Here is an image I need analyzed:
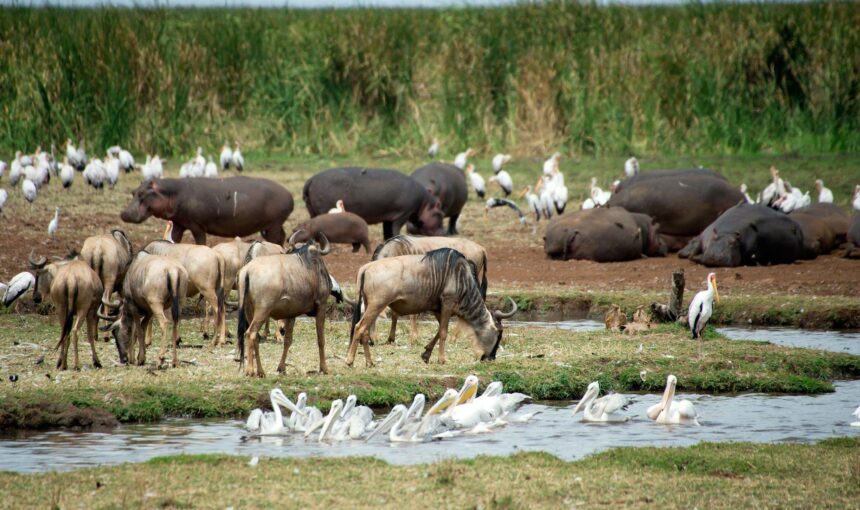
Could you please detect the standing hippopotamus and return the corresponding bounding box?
[303,167,444,240]
[544,207,654,262]
[608,171,744,250]
[410,162,468,235]
[291,212,371,253]
[679,202,804,267]
[121,177,294,245]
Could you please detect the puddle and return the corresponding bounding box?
[717,327,860,355]
[2,381,858,473]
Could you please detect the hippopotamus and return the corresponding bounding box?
[789,203,850,243]
[614,168,726,193]
[608,171,744,250]
[410,162,468,235]
[629,212,669,257]
[290,212,371,253]
[121,177,294,245]
[544,207,655,262]
[844,215,860,259]
[679,202,804,267]
[303,167,444,240]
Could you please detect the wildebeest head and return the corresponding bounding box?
[97,299,132,364]
[478,297,518,361]
[121,179,176,223]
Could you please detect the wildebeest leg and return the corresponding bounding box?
[435,309,453,364]
[409,315,419,345]
[135,316,149,366]
[149,303,171,367]
[200,288,220,346]
[144,321,153,347]
[346,305,383,368]
[277,318,296,374]
[448,214,459,235]
[87,311,101,368]
[314,311,328,374]
[72,314,83,371]
[56,309,70,371]
[421,330,440,364]
[171,314,180,369]
[244,317,265,377]
[385,312,399,344]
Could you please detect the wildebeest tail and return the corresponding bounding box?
[167,272,180,323]
[237,272,251,363]
[55,284,78,351]
[480,252,488,299]
[215,260,225,326]
[349,272,366,343]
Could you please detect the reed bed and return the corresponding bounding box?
[0,2,858,157]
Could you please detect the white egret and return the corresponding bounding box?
[232,142,244,172]
[453,148,475,170]
[624,157,639,177]
[571,381,631,423]
[21,178,36,203]
[465,164,485,199]
[3,271,35,306]
[646,374,700,426]
[48,207,60,239]
[428,138,439,159]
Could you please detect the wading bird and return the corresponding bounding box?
[119,149,135,173]
[220,143,232,171]
[60,158,74,188]
[646,374,699,425]
[21,178,36,203]
[519,185,541,223]
[740,183,754,204]
[485,198,526,224]
[543,152,560,175]
[328,199,346,214]
[572,381,631,423]
[624,157,639,177]
[428,138,439,159]
[204,157,218,178]
[492,153,511,174]
[232,142,244,172]
[814,179,833,203]
[48,207,60,239]
[689,272,719,357]
[454,148,475,170]
[3,271,35,307]
[488,169,513,196]
[466,164,485,199]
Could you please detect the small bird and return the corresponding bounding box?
[814,179,833,203]
[427,138,439,159]
[740,183,754,204]
[491,153,511,174]
[220,142,233,171]
[48,207,60,239]
[204,157,218,178]
[465,164,485,199]
[3,271,36,306]
[232,142,244,172]
[624,157,639,178]
[60,158,74,188]
[485,198,526,224]
[21,178,37,203]
[328,200,346,214]
[454,148,475,170]
[488,170,513,197]
[689,272,719,357]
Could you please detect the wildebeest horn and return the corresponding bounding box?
[28,250,47,269]
[96,303,118,321]
[315,232,331,255]
[287,229,304,247]
[493,297,518,320]
[102,296,122,309]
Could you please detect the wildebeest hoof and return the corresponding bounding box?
[386,338,396,345]
[277,366,286,374]
[421,350,432,364]
[202,333,209,341]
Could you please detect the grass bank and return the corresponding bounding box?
[2,438,858,508]
[1,313,858,430]
[2,3,859,156]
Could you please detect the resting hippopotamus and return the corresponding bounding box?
[608,171,744,250]
[303,167,444,240]
[789,203,850,243]
[845,215,860,259]
[291,212,371,253]
[410,162,468,235]
[544,207,655,262]
[679,202,804,267]
[629,212,668,257]
[614,168,726,193]
[121,177,294,245]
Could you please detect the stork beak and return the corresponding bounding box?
[517,188,528,199]
[712,277,720,304]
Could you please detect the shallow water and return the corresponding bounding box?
[3,381,858,473]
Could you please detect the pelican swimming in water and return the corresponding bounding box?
[851,405,860,427]
[246,389,305,435]
[647,374,700,425]
[365,390,458,442]
[441,376,499,429]
[571,381,631,423]
[342,394,375,439]
[290,392,323,433]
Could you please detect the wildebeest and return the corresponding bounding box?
[79,229,134,317]
[100,252,189,367]
[30,255,104,370]
[346,248,517,367]
[213,238,285,295]
[120,177,294,245]
[236,232,336,377]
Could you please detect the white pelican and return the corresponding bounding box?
[291,393,323,433]
[342,395,375,439]
[0,188,7,213]
[520,185,541,222]
[851,405,860,427]
[647,374,699,425]
[328,199,346,214]
[488,170,513,196]
[118,149,135,173]
[204,157,218,178]
[740,184,754,204]
[492,153,512,174]
[3,271,35,306]
[853,185,860,212]
[466,164,485,199]
[428,138,439,159]
[219,142,233,170]
[60,158,74,188]
[48,207,60,239]
[453,148,475,170]
[442,376,498,429]
[571,381,630,423]
[366,390,458,442]
[232,142,244,172]
[105,156,120,189]
[317,399,349,441]
[624,157,639,177]
[10,152,23,186]
[591,185,611,206]
[689,272,718,340]
[246,389,305,435]
[21,178,37,203]
[543,152,560,175]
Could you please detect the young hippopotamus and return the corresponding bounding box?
[291,212,371,253]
